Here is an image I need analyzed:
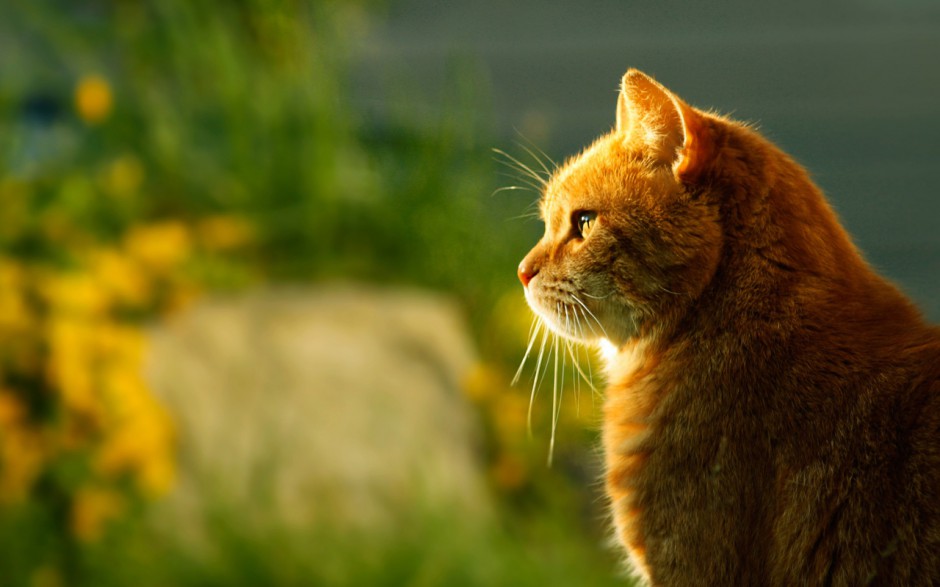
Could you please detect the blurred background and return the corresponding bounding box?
[0,1,937,585]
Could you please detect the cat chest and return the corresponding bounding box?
[603,376,768,584]
[602,375,659,581]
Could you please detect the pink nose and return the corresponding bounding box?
[517,260,539,287]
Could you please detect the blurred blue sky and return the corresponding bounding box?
[352,0,940,319]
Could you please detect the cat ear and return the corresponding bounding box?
[616,70,711,183]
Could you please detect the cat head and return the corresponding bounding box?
[518,70,724,348]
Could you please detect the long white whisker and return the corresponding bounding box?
[572,308,581,415]
[580,343,595,411]
[582,290,613,300]
[491,185,538,198]
[563,304,570,339]
[563,304,579,415]
[581,318,599,399]
[562,304,569,390]
[588,345,599,406]
[566,340,581,417]
[515,141,554,178]
[571,294,608,338]
[493,148,548,187]
[528,323,551,438]
[549,332,560,467]
[495,171,544,193]
[512,129,560,171]
[505,200,542,222]
[570,309,600,415]
[567,308,598,394]
[505,212,542,223]
[513,317,541,386]
[535,144,559,171]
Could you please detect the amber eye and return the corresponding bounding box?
[574,211,597,238]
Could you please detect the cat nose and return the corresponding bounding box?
[518,259,540,287]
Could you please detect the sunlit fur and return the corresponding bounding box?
[517,69,940,585]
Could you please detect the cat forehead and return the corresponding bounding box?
[541,136,611,212]
[541,133,653,216]
[549,135,615,191]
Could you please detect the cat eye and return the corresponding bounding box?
[574,211,598,238]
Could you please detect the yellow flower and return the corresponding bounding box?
[71,486,124,541]
[45,317,99,418]
[40,272,110,317]
[90,250,150,307]
[125,221,192,273]
[197,215,255,251]
[95,345,176,496]
[75,75,112,125]
[95,408,176,496]
[0,282,30,335]
[0,259,24,287]
[0,421,46,503]
[94,323,145,364]
[0,391,24,426]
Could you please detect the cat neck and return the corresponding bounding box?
[599,337,653,384]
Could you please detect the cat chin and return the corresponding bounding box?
[539,317,595,344]
[524,289,594,344]
[525,290,633,346]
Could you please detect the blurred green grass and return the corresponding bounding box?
[0,1,629,585]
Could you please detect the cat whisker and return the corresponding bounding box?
[512,132,559,173]
[506,211,542,223]
[491,185,538,198]
[570,341,587,416]
[566,305,586,415]
[582,342,598,410]
[572,294,608,338]
[655,284,682,296]
[580,322,599,400]
[514,140,556,179]
[562,304,580,414]
[496,171,544,193]
[505,199,543,222]
[500,154,549,186]
[493,148,549,187]
[563,304,570,339]
[513,317,542,386]
[521,301,602,465]
[527,319,552,438]
[565,339,579,417]
[568,306,599,394]
[549,324,561,467]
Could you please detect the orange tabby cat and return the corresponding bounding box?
[517,69,940,585]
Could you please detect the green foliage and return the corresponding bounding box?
[0,0,621,585]
[30,504,629,587]
[0,0,532,301]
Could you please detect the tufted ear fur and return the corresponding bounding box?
[616,69,712,184]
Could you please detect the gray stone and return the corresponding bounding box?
[145,285,491,537]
